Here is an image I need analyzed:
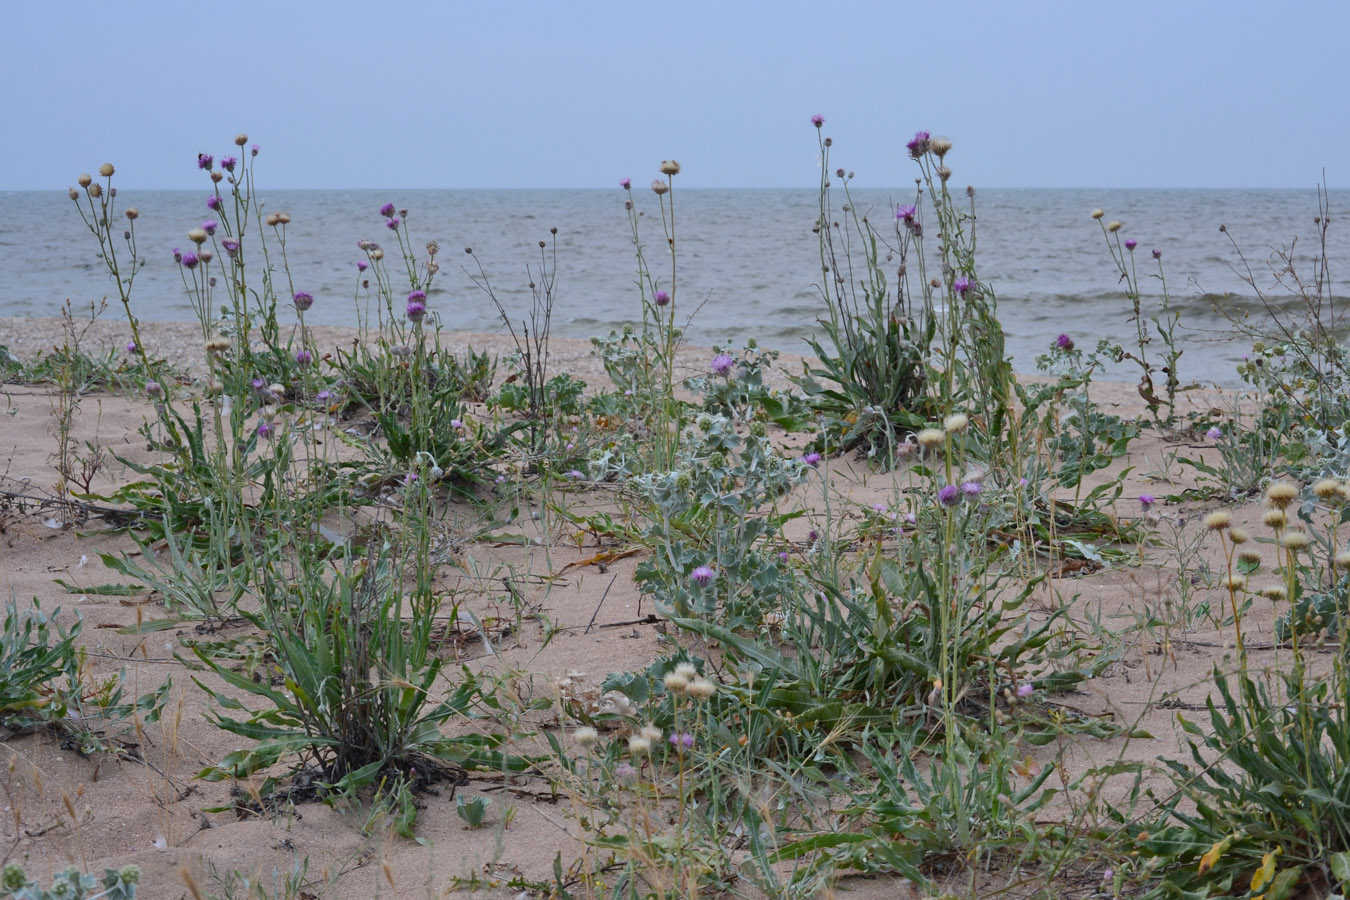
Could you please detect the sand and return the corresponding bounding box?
[0,315,1286,899]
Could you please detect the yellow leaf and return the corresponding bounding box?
[1251,850,1277,893]
[1198,834,1239,875]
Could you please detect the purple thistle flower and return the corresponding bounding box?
[451,418,465,430]
[1152,249,1162,260]
[691,565,716,586]
[960,480,983,496]
[653,290,671,307]
[125,341,138,354]
[800,452,822,467]
[619,177,631,190]
[292,291,314,312]
[953,276,972,294]
[295,350,313,366]
[615,762,636,778]
[1125,239,1138,251]
[256,421,274,439]
[250,143,260,157]
[181,252,199,269]
[144,381,163,399]
[403,472,419,486]
[408,289,427,304]
[206,194,222,211]
[710,353,735,376]
[172,247,182,263]
[906,130,931,158]
[221,238,240,257]
[938,484,960,507]
[1206,426,1223,441]
[356,260,369,272]
[1139,494,1156,509]
[1055,333,1074,351]
[385,217,400,230]
[379,202,396,217]
[406,299,427,322]
[221,156,237,172]
[197,153,214,170]
[202,219,218,235]
[1016,682,1034,698]
[896,204,916,222]
[811,114,824,128]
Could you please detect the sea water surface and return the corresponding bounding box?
[2,187,1347,387]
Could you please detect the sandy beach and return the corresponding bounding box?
[0,310,1305,899]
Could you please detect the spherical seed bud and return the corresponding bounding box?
[917,428,946,449]
[1281,530,1311,551]
[943,413,969,434]
[234,133,248,146]
[68,187,79,200]
[1090,208,1104,219]
[265,213,280,227]
[1336,550,1350,570]
[87,183,102,198]
[276,212,291,224]
[1228,527,1249,544]
[1262,509,1287,529]
[1266,482,1299,508]
[99,163,115,177]
[1107,220,1122,232]
[125,207,139,220]
[1314,478,1341,499]
[1204,511,1231,531]
[78,173,93,187]
[573,726,598,747]
[188,228,208,245]
[659,160,681,175]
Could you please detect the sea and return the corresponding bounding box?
[3,186,1347,388]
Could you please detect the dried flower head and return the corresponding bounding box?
[930,136,952,158]
[917,428,946,449]
[1107,220,1122,233]
[77,173,93,187]
[1314,478,1342,499]
[640,725,662,743]
[87,183,102,198]
[659,160,681,175]
[1266,482,1299,508]
[943,413,969,433]
[1090,208,1104,219]
[686,679,716,700]
[234,133,249,146]
[1228,527,1250,545]
[1260,584,1287,602]
[573,726,598,747]
[1222,575,1247,592]
[651,179,669,195]
[1237,548,1261,566]
[1262,509,1288,529]
[1336,550,1350,571]
[627,736,651,755]
[662,671,689,693]
[125,207,139,220]
[1281,530,1311,551]
[99,163,114,177]
[1203,511,1231,531]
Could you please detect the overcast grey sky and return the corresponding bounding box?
[4,0,1346,191]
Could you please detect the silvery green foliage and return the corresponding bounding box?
[1,863,138,900]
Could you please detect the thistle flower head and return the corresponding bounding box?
[1055,333,1074,351]
[292,291,314,312]
[1107,220,1122,233]
[1090,208,1104,220]
[653,290,670,306]
[691,565,716,586]
[650,179,669,195]
[1139,494,1155,509]
[710,353,734,376]
[1314,478,1342,499]
[1280,530,1311,551]
[800,452,822,467]
[1261,585,1287,602]
[917,428,946,449]
[937,484,960,507]
[811,114,824,128]
[943,413,968,433]
[1228,527,1250,545]
[1262,509,1288,529]
[686,679,716,700]
[627,736,651,755]
[1125,239,1137,251]
[1266,482,1299,508]
[619,177,631,190]
[1204,511,1231,531]
[659,160,681,175]
[573,726,598,747]
[1335,550,1350,570]
[99,163,114,177]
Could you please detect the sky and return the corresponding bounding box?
[3,0,1347,191]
